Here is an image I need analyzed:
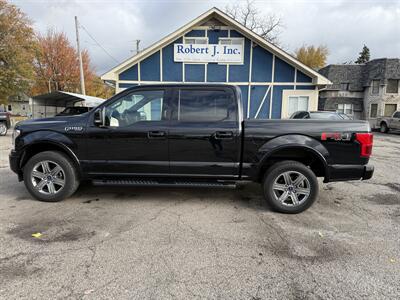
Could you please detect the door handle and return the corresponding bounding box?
[148,131,166,138]
[215,131,233,139]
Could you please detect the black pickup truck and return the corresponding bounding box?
[9,84,374,213]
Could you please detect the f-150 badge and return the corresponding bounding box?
[65,126,83,132]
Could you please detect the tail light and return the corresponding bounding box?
[355,133,373,158]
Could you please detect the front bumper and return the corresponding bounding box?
[9,150,22,179]
[324,164,374,183]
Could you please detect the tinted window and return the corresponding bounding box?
[177,89,236,122]
[393,112,400,118]
[309,112,342,120]
[105,90,164,127]
[58,107,89,115]
[291,111,309,119]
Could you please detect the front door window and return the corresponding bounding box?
[105,90,165,127]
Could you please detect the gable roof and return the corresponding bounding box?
[101,7,331,85]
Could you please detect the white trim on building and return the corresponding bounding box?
[101,7,331,86]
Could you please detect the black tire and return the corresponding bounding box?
[23,151,80,202]
[380,122,389,133]
[0,123,7,136]
[262,160,318,214]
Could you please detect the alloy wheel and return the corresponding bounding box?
[31,160,66,195]
[272,171,311,207]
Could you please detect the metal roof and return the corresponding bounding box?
[32,91,105,107]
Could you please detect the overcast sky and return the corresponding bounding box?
[11,0,400,75]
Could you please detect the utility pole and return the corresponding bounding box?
[74,16,86,95]
[130,40,141,54]
[136,40,140,54]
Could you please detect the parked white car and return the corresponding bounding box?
[377,111,400,133]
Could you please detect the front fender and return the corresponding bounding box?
[18,130,80,168]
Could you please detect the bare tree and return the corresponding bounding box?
[225,0,283,44]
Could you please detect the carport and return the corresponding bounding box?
[31,91,105,118]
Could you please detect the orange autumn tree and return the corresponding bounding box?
[0,0,36,103]
[32,29,113,98]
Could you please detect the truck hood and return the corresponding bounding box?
[15,114,87,130]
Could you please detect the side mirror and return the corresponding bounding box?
[94,108,105,126]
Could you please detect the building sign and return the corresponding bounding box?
[174,44,243,64]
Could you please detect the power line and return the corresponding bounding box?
[79,23,119,64]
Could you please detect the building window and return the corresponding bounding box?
[287,96,309,116]
[337,103,353,116]
[371,80,380,95]
[384,104,398,117]
[219,37,244,46]
[7,105,12,111]
[340,83,349,91]
[370,104,378,118]
[386,79,399,94]
[184,37,208,44]
[218,38,244,65]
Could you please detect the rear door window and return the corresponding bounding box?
[174,89,236,122]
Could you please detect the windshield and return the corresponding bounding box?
[58,107,89,116]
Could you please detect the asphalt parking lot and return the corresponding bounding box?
[0,131,399,299]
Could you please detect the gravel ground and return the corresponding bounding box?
[0,131,399,299]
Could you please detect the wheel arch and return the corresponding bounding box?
[20,141,81,178]
[256,135,329,182]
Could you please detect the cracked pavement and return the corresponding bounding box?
[0,132,399,299]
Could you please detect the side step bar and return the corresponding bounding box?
[92,179,237,189]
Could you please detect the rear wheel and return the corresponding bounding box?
[262,160,318,214]
[380,122,389,133]
[0,123,7,136]
[23,151,80,202]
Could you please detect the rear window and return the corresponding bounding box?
[291,111,309,119]
[176,89,236,122]
[309,112,342,120]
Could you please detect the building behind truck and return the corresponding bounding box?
[101,7,331,120]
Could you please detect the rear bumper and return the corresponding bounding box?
[324,164,374,182]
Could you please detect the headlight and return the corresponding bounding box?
[12,129,20,147]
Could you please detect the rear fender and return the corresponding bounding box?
[257,134,330,177]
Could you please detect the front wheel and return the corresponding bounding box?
[23,151,80,202]
[0,123,7,136]
[262,160,319,214]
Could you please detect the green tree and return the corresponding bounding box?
[0,0,36,103]
[355,45,370,64]
[295,45,329,70]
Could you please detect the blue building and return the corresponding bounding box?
[101,8,330,119]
